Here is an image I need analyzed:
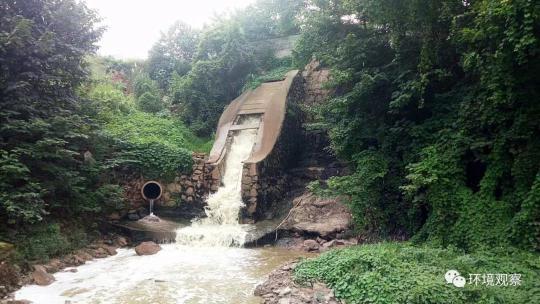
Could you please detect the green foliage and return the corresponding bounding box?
[295,243,540,304]
[238,0,304,40]
[83,81,134,118]
[0,151,45,224]
[133,74,164,113]
[0,0,122,227]
[103,111,210,180]
[295,0,540,251]
[164,1,304,136]
[243,65,292,91]
[147,21,198,91]
[169,20,255,136]
[13,222,94,262]
[137,91,163,113]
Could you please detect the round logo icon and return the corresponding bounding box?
[445,270,460,284]
[452,275,466,288]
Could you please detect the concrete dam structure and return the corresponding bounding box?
[205,70,304,223]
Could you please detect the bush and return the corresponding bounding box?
[14,223,92,262]
[295,243,540,304]
[104,111,211,180]
[133,73,164,113]
[84,82,134,117]
[243,65,292,91]
[137,91,163,113]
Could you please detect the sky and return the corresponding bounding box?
[84,0,255,59]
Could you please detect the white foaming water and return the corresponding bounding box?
[14,245,306,304]
[176,117,259,247]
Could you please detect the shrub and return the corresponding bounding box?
[137,91,163,113]
[295,243,540,304]
[13,223,92,262]
[104,111,211,180]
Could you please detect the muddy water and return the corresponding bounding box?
[15,245,307,304]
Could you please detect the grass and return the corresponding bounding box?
[294,242,540,304]
[105,111,213,153]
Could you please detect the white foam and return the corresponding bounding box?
[176,117,259,246]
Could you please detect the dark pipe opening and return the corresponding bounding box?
[141,181,162,200]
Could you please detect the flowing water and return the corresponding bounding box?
[14,116,306,303]
[176,117,260,247]
[15,245,308,304]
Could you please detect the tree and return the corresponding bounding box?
[147,21,199,90]
[0,0,117,225]
[298,0,540,251]
[169,20,255,136]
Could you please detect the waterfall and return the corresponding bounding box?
[149,199,154,215]
[176,117,259,246]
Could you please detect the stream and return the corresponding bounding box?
[15,245,306,304]
[15,116,296,303]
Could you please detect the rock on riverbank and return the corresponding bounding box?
[280,192,352,238]
[134,241,161,255]
[255,262,341,304]
[0,234,130,302]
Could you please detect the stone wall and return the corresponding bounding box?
[302,59,331,105]
[120,152,208,220]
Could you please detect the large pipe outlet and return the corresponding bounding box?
[141,181,163,201]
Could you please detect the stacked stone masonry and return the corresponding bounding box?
[122,152,209,219]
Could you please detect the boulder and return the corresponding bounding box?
[108,212,121,221]
[135,241,161,256]
[115,236,128,247]
[302,239,320,252]
[31,265,55,286]
[94,247,109,258]
[127,212,140,221]
[0,261,20,298]
[43,258,64,273]
[74,249,93,261]
[103,245,117,256]
[62,254,85,266]
[282,192,352,237]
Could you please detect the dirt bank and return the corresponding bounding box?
[255,261,342,304]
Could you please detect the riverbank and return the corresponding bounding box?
[0,233,129,303]
[255,261,341,304]
[287,242,540,304]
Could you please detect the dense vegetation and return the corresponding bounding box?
[294,0,539,302]
[0,0,208,262]
[146,3,302,136]
[299,0,540,252]
[295,243,540,303]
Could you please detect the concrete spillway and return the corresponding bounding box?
[207,70,299,165]
[206,70,302,222]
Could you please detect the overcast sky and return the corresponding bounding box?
[84,0,255,59]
